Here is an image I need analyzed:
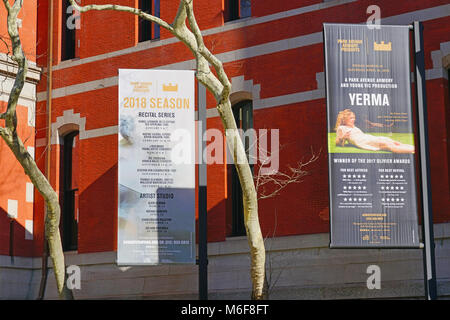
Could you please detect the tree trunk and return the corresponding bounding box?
[0,0,71,299]
[0,130,72,299]
[218,101,267,299]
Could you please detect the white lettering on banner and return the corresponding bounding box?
[349,93,390,106]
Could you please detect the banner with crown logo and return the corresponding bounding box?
[323,24,420,248]
[117,69,195,264]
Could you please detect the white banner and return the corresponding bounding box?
[118,69,195,265]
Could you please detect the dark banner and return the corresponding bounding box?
[324,23,420,248]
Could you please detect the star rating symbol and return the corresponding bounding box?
[344,197,369,202]
[382,197,406,203]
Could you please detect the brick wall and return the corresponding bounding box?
[22,0,450,255]
[0,1,39,257]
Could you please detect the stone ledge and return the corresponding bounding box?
[0,53,41,84]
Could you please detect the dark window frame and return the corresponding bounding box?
[447,68,450,193]
[138,0,160,42]
[61,0,77,61]
[60,131,79,252]
[230,100,253,237]
[224,0,251,23]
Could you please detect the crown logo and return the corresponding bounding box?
[374,41,392,51]
[162,83,178,92]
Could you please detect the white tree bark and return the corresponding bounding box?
[0,0,72,299]
[69,0,266,299]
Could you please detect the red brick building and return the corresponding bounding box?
[0,0,40,259]
[0,0,449,299]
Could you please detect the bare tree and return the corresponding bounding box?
[253,138,321,297]
[255,145,321,200]
[68,0,266,299]
[0,0,72,299]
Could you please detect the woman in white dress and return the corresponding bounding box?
[334,109,414,154]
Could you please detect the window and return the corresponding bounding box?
[139,0,160,42]
[61,0,77,61]
[229,100,253,236]
[224,0,251,23]
[447,68,450,191]
[60,131,79,251]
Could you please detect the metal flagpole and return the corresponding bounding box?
[197,82,208,300]
[412,21,437,300]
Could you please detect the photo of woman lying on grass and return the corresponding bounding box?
[333,109,415,154]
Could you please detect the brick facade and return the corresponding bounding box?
[0,0,39,258]
[0,0,449,299]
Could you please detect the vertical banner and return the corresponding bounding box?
[324,24,420,248]
[118,69,195,264]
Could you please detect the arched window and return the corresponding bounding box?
[229,100,253,236]
[60,131,79,251]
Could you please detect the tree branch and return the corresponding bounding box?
[183,0,230,98]
[2,0,27,132]
[68,0,228,103]
[256,147,321,200]
[2,0,11,11]
[69,0,173,32]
